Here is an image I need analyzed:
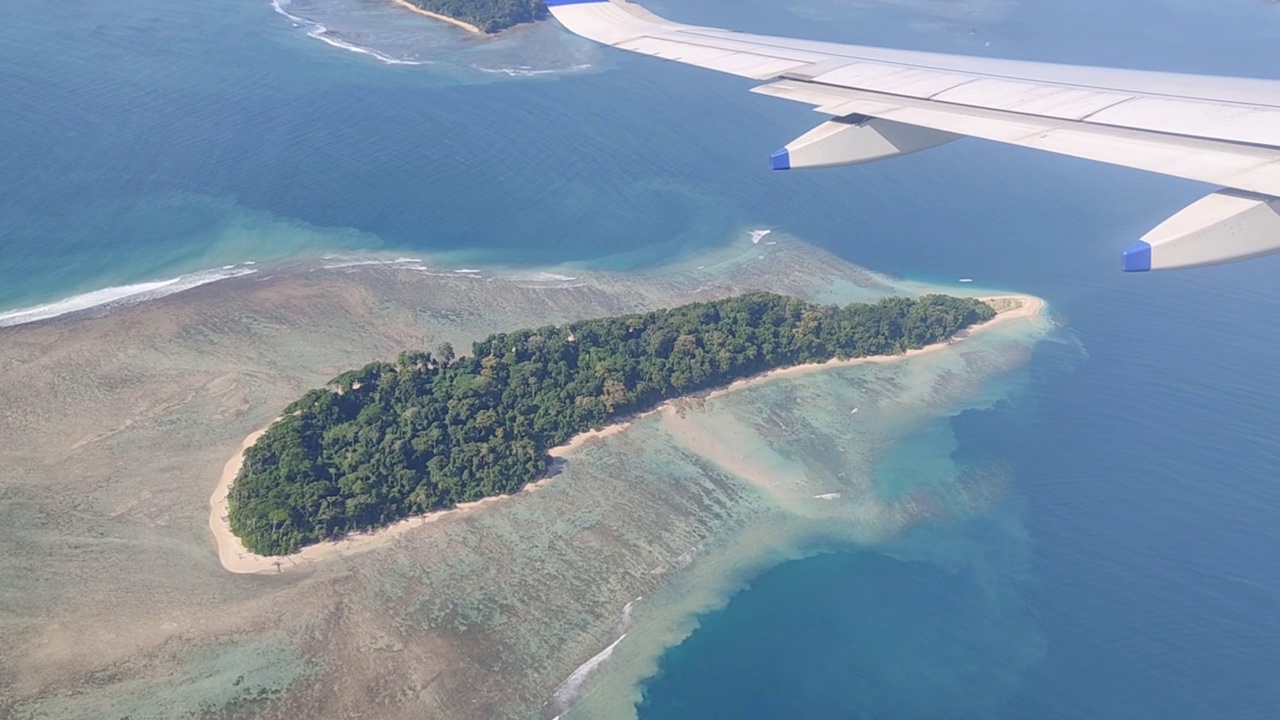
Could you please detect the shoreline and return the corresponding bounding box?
[703,293,1043,398]
[209,294,1044,574]
[210,429,554,574]
[387,0,484,35]
[657,294,1044,501]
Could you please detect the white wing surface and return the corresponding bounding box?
[547,0,1280,271]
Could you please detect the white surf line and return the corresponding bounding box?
[0,267,257,328]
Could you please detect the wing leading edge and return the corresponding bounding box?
[546,0,1280,271]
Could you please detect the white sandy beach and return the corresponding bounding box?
[388,0,483,35]
[701,294,1044,397]
[210,426,553,574]
[547,419,635,458]
[210,294,1044,574]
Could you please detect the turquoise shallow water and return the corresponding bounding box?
[5,0,1280,717]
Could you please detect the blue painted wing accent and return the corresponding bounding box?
[771,148,791,171]
[1122,240,1152,272]
[544,0,606,6]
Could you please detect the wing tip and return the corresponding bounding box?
[1122,240,1152,272]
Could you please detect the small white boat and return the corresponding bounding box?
[959,278,974,283]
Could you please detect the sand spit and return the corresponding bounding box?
[388,0,483,35]
[211,294,1043,574]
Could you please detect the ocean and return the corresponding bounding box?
[4,0,1280,717]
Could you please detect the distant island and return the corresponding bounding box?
[393,0,547,34]
[228,292,996,555]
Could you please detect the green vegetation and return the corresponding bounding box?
[229,292,996,555]
[406,0,546,33]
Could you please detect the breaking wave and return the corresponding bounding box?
[270,0,431,66]
[548,634,627,719]
[314,254,598,289]
[473,63,592,77]
[545,596,642,718]
[319,255,426,270]
[0,266,258,328]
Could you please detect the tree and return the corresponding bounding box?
[436,341,456,366]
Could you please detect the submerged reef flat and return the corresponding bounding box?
[0,232,1048,719]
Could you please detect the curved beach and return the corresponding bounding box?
[388,0,483,34]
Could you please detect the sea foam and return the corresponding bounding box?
[320,256,427,270]
[545,595,643,718]
[270,0,430,66]
[473,63,592,77]
[0,267,257,329]
[548,633,627,719]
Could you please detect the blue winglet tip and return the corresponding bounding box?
[771,148,791,171]
[1122,240,1152,273]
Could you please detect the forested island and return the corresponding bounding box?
[229,292,996,555]
[403,0,546,34]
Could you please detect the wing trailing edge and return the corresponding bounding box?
[548,0,1280,270]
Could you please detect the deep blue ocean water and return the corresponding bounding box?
[4,0,1280,717]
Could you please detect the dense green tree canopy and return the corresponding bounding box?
[408,0,546,33]
[229,292,995,555]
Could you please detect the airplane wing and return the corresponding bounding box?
[546,0,1280,271]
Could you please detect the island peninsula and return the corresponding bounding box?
[227,292,996,556]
